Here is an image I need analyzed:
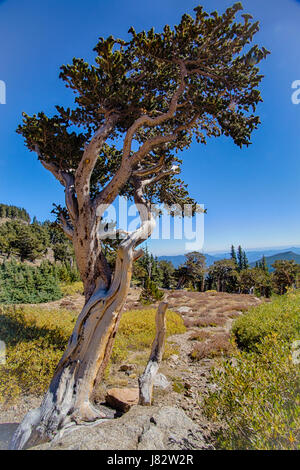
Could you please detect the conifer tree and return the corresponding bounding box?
[261,255,268,272]
[230,245,238,266]
[237,245,244,271]
[12,3,269,449]
[158,260,174,289]
[0,260,62,303]
[242,250,249,269]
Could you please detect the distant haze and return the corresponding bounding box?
[157,246,300,268]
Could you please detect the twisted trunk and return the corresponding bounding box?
[11,188,155,450]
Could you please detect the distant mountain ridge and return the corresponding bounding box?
[158,247,300,268]
[250,251,300,270]
[158,254,218,268]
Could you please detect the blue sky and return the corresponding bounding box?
[0,0,300,255]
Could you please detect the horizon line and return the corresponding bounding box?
[150,243,300,257]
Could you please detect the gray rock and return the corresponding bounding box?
[32,406,208,450]
[0,423,18,450]
[176,306,192,313]
[153,373,170,390]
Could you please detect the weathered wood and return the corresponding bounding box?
[138,302,168,406]
[10,182,156,450]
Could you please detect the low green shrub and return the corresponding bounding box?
[0,260,62,304]
[205,291,300,450]
[232,291,300,351]
[139,278,164,305]
[205,335,300,450]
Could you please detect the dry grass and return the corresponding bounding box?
[219,303,252,313]
[59,299,78,310]
[189,330,212,342]
[189,332,233,361]
[184,316,227,328]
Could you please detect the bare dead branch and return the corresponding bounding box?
[98,228,131,241]
[39,159,65,186]
[142,164,180,187]
[139,302,168,405]
[37,146,78,222]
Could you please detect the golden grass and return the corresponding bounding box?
[111,308,186,362]
[60,281,84,296]
[0,305,185,403]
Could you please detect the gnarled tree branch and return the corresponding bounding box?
[132,155,165,178]
[58,212,74,240]
[75,115,118,209]
[122,61,188,160]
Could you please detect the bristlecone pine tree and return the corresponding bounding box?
[11,3,269,449]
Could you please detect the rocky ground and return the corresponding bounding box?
[0,288,263,450]
[33,406,210,450]
[102,289,262,434]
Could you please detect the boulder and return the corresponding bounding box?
[32,406,210,450]
[176,306,192,313]
[105,388,139,412]
[153,373,170,390]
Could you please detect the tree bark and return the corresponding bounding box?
[10,187,155,450]
[138,302,168,406]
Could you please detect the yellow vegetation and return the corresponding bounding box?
[0,305,185,403]
[60,281,84,296]
[111,308,185,363]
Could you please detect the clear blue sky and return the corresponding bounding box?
[0,0,300,255]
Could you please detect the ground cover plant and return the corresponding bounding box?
[205,290,300,450]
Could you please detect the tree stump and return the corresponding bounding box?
[138,302,168,405]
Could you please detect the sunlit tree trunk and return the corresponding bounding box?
[11,185,155,450]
